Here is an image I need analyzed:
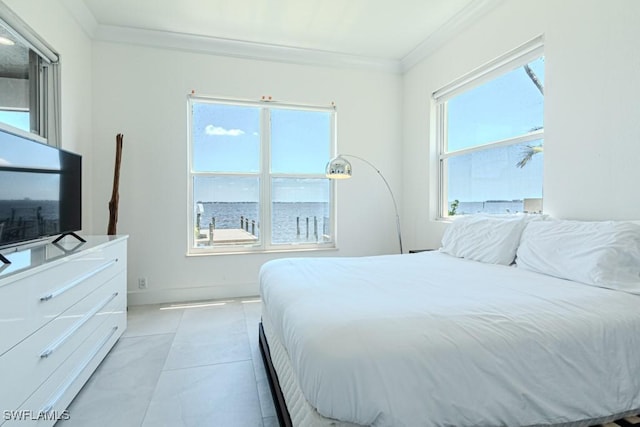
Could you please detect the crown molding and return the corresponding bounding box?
[400,0,505,72]
[55,0,401,72]
[94,24,403,73]
[58,0,504,74]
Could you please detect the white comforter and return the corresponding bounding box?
[259,251,640,427]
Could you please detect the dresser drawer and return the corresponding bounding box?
[2,310,125,426]
[0,240,125,356]
[0,272,125,414]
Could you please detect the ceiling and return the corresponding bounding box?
[82,0,474,60]
[56,0,502,72]
[75,0,502,71]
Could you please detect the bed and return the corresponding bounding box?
[258,217,640,427]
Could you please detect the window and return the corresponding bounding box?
[0,4,60,145]
[188,96,335,254]
[435,37,544,217]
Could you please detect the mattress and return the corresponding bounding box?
[260,251,640,427]
[262,308,362,427]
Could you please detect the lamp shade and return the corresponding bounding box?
[325,155,352,179]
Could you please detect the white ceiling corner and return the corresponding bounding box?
[59,0,98,39]
[400,0,505,72]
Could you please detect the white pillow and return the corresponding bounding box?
[516,220,640,294]
[440,214,527,265]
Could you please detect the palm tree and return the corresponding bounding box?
[516,64,544,168]
[516,144,543,168]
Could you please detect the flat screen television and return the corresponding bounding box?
[0,128,81,249]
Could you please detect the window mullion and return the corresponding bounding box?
[440,129,544,160]
[329,111,337,246]
[261,107,272,249]
[270,173,327,179]
[438,103,448,218]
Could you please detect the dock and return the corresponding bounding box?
[196,228,258,245]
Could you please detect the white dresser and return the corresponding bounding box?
[0,236,127,426]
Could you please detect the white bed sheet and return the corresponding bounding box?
[259,251,640,427]
[262,308,364,427]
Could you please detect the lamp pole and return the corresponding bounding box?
[334,154,403,254]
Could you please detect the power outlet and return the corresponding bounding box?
[138,277,148,289]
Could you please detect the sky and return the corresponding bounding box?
[191,102,332,202]
[446,57,545,202]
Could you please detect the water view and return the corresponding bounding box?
[195,201,330,246]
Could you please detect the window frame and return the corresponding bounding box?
[434,36,545,219]
[187,95,337,255]
[0,3,61,146]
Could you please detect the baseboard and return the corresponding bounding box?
[126,282,259,305]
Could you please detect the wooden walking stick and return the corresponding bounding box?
[107,133,124,235]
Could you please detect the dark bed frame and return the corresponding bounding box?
[259,322,293,427]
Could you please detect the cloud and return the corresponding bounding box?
[0,157,10,166]
[205,125,245,137]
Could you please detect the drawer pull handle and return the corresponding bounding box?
[40,292,119,358]
[40,259,117,302]
[41,325,119,414]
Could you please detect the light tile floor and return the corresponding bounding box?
[56,298,277,427]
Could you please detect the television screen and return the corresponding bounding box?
[0,129,81,248]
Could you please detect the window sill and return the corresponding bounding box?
[435,216,455,223]
[186,245,339,257]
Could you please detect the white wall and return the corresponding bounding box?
[3,0,94,233]
[91,42,402,304]
[403,0,640,250]
[16,0,637,305]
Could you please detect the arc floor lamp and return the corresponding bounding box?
[325,154,403,254]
